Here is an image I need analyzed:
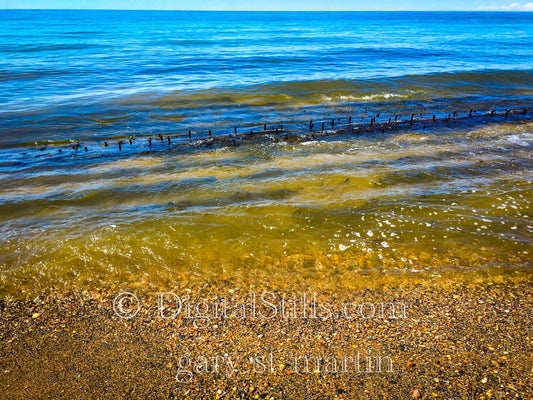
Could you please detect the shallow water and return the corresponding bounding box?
[1,120,531,297]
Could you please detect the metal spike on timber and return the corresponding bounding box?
[34,106,533,154]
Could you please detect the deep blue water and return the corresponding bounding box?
[1,10,533,145]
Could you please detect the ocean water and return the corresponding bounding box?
[0,10,532,297]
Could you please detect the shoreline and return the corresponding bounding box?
[0,271,533,399]
[1,276,532,399]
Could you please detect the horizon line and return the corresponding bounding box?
[2,8,533,12]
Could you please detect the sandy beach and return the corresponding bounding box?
[1,270,532,399]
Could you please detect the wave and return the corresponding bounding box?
[0,69,73,82]
[117,68,533,109]
[1,68,533,147]
[0,43,108,53]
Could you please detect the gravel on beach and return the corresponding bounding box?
[1,274,532,400]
